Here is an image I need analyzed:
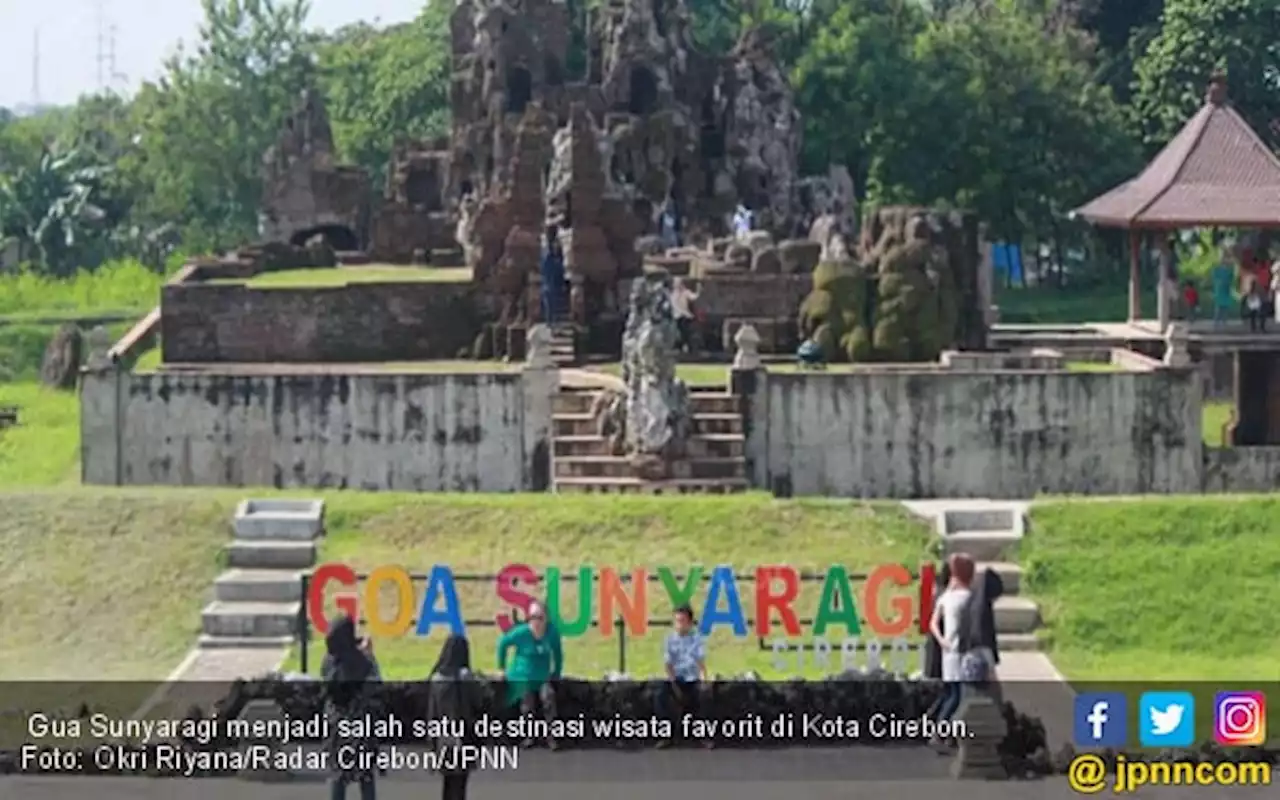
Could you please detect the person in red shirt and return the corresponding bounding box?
[1182,280,1199,321]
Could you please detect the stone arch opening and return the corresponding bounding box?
[628,66,658,115]
[290,224,359,251]
[506,66,533,113]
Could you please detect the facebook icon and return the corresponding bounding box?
[1074,692,1128,747]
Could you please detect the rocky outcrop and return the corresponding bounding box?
[40,324,84,390]
[621,271,692,472]
[798,207,984,363]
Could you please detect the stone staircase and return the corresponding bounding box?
[548,323,578,367]
[199,500,322,650]
[552,386,750,494]
[932,504,1042,652]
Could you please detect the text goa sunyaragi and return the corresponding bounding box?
[307,562,938,673]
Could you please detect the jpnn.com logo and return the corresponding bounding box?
[306,562,937,670]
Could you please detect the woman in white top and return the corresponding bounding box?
[928,553,975,744]
[671,278,699,353]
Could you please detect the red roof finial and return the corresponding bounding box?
[1207,71,1227,106]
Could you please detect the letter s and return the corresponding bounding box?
[495,564,537,631]
[309,563,357,635]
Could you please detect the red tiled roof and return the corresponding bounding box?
[1074,86,1280,228]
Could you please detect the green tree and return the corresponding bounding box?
[0,146,115,275]
[1132,0,1280,151]
[318,3,451,183]
[128,0,319,250]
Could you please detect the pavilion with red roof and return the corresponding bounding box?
[1073,73,1280,324]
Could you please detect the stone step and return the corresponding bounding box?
[225,540,317,569]
[941,507,1021,535]
[233,499,324,541]
[978,561,1022,595]
[996,633,1043,652]
[553,412,742,437]
[552,434,745,458]
[554,476,750,495]
[201,601,299,638]
[197,634,296,650]
[214,569,304,603]
[552,391,739,415]
[554,456,746,480]
[942,530,1021,561]
[994,596,1040,634]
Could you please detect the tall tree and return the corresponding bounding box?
[319,3,451,183]
[1132,0,1280,151]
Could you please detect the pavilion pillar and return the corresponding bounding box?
[1128,230,1142,322]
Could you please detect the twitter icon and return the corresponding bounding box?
[1140,692,1195,747]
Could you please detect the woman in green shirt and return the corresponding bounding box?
[497,601,563,749]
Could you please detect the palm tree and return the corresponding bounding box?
[0,146,112,275]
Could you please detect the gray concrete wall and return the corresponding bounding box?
[749,368,1204,498]
[80,367,555,491]
[1201,446,1280,493]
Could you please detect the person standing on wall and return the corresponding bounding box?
[671,278,699,353]
[497,601,563,750]
[427,635,485,800]
[655,603,712,749]
[927,552,974,751]
[323,615,382,800]
[540,227,566,324]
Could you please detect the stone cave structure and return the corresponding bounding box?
[259,0,864,354]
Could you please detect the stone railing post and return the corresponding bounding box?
[950,685,1007,779]
[80,325,126,486]
[732,324,761,370]
[522,324,560,491]
[1163,321,1190,368]
[730,324,766,491]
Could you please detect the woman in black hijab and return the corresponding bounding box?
[323,615,381,800]
[959,566,1006,701]
[427,635,485,800]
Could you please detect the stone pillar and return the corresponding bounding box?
[950,687,1007,780]
[80,326,125,486]
[522,324,560,491]
[730,324,766,492]
[1157,238,1174,331]
[236,698,293,782]
[978,236,996,328]
[1163,321,1190,368]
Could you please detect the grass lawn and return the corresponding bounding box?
[996,283,1157,324]
[1022,497,1280,740]
[286,494,936,680]
[0,489,232,680]
[219,266,472,288]
[0,383,80,485]
[1202,400,1232,447]
[1065,361,1120,373]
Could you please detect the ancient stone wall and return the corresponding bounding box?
[160,282,486,362]
[80,369,555,491]
[742,368,1205,498]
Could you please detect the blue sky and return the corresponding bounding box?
[0,0,427,108]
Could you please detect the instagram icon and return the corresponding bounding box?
[1214,692,1267,746]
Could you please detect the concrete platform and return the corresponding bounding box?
[214,569,304,603]
[201,601,299,638]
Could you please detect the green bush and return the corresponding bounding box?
[0,260,168,319]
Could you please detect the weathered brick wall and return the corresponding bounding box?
[160,282,484,362]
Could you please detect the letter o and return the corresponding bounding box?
[364,566,415,637]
